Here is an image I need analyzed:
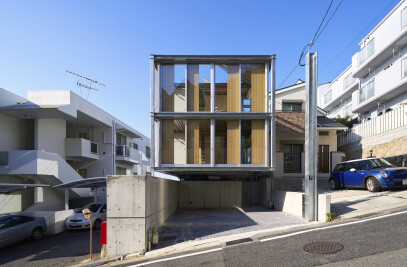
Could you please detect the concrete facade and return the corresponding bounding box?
[106,175,177,257]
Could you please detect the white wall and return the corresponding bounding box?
[275,84,305,111]
[0,114,34,151]
[35,118,66,158]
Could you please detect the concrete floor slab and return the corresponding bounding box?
[156,206,307,249]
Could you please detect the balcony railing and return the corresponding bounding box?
[338,105,407,147]
[116,145,130,157]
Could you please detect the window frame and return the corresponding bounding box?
[324,90,332,104]
[402,6,407,29]
[358,39,375,66]
[358,80,374,104]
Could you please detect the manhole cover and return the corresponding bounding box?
[303,242,343,254]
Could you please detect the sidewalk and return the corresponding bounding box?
[322,189,407,219]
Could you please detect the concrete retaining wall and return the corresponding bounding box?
[106,175,178,258]
[272,190,331,222]
[178,181,242,209]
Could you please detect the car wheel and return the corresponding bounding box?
[366,177,381,192]
[329,178,339,190]
[93,219,101,230]
[31,227,43,241]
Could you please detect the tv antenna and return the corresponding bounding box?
[66,70,106,100]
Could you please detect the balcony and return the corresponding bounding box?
[352,57,407,113]
[116,145,139,164]
[65,138,99,160]
[352,25,407,78]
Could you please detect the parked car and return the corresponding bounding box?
[329,158,407,192]
[66,203,106,230]
[0,215,47,248]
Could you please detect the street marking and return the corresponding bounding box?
[129,247,223,267]
[260,209,407,242]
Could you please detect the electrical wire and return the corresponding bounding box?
[319,0,399,74]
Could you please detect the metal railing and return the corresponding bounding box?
[338,105,407,147]
[283,153,302,173]
[116,145,130,157]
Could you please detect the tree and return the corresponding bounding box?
[333,115,352,128]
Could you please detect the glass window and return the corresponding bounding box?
[241,120,265,164]
[146,146,151,158]
[161,119,185,164]
[187,120,210,164]
[359,81,374,104]
[404,57,407,77]
[282,102,302,112]
[333,163,344,172]
[403,7,407,28]
[116,167,127,175]
[0,217,11,230]
[187,64,211,112]
[11,216,34,227]
[215,120,239,164]
[282,144,303,173]
[215,65,239,112]
[161,64,186,112]
[324,90,332,104]
[241,64,265,112]
[344,105,352,117]
[116,133,127,146]
[358,40,374,66]
[344,73,355,89]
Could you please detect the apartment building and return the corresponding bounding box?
[319,0,407,121]
[318,0,407,164]
[0,88,150,213]
[150,55,275,180]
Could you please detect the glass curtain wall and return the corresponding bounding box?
[215,65,239,112]
[241,64,265,112]
[215,120,239,164]
[161,64,186,112]
[187,64,211,112]
[187,120,211,164]
[241,120,265,164]
[161,119,185,164]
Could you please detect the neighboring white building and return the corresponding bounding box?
[318,0,407,121]
[0,88,151,213]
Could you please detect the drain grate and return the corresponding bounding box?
[226,237,253,246]
[303,242,344,254]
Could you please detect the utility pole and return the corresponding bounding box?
[305,51,318,222]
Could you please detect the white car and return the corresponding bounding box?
[66,203,106,230]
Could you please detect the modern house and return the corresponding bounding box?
[0,88,151,213]
[317,0,407,164]
[150,55,275,180]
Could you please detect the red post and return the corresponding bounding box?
[100,222,107,244]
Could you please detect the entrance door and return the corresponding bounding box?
[318,145,330,173]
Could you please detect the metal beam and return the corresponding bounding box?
[150,55,156,172]
[305,52,318,222]
[65,188,69,210]
[270,57,276,169]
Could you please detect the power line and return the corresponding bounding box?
[278,0,343,88]
[319,0,399,74]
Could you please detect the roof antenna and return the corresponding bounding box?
[66,70,106,100]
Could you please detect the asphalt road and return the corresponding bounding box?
[121,209,407,267]
[0,229,102,267]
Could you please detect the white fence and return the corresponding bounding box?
[338,105,407,147]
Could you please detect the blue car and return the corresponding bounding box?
[329,158,407,192]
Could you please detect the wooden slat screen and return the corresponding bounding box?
[227,65,240,112]
[251,64,265,112]
[187,64,199,111]
[252,119,265,164]
[161,64,174,112]
[227,120,239,164]
[161,119,174,164]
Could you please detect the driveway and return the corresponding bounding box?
[321,188,407,219]
[156,206,307,249]
[0,229,102,267]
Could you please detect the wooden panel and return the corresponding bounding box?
[161,120,174,164]
[215,135,225,164]
[187,64,199,111]
[161,65,174,112]
[251,64,265,112]
[227,65,240,112]
[252,120,265,164]
[227,120,239,164]
[187,120,200,164]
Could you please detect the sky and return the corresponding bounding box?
[0,0,400,138]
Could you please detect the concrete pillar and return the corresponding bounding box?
[260,178,272,208]
[64,188,69,210]
[34,186,44,204]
